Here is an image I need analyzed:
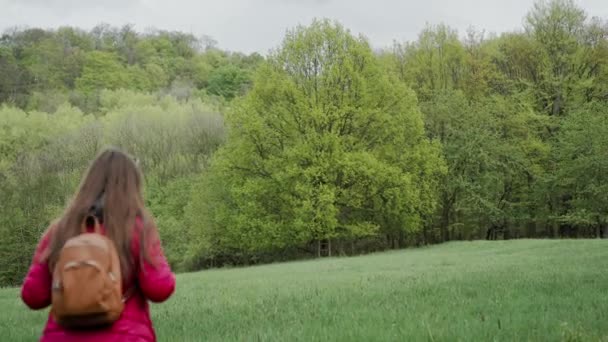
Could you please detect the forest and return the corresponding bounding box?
[1,0,607,286]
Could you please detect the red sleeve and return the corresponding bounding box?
[133,220,176,303]
[21,228,53,310]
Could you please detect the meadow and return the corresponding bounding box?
[1,239,606,341]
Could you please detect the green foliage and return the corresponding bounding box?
[380,0,607,241]
[387,24,467,101]
[207,64,250,99]
[76,51,130,92]
[0,92,223,285]
[523,0,608,116]
[0,45,28,105]
[554,102,608,235]
[1,0,608,286]
[0,25,263,107]
[186,19,445,264]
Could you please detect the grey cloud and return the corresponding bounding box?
[3,0,139,7]
[0,0,605,54]
[273,0,332,4]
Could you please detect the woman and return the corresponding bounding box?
[21,148,176,341]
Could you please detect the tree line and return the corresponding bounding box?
[0,23,262,111]
[1,0,607,286]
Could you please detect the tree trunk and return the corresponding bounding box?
[328,239,332,257]
[317,240,321,258]
[441,206,450,242]
[422,225,428,245]
[552,223,559,238]
[552,93,562,116]
[526,221,536,238]
[337,240,344,256]
[503,225,510,240]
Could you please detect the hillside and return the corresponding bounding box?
[3,1,608,286]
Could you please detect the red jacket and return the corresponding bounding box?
[21,218,176,342]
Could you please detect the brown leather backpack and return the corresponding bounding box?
[50,215,125,329]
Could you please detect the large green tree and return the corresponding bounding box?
[553,102,608,237]
[186,19,444,262]
[524,0,608,116]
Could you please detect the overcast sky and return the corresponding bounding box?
[1,0,606,54]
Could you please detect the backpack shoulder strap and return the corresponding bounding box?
[122,285,136,303]
[81,215,102,235]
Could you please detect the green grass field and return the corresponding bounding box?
[1,240,607,341]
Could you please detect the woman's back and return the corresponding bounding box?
[20,149,175,342]
[21,217,175,342]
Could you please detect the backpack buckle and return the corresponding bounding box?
[52,280,62,291]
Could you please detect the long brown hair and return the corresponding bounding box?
[43,148,157,281]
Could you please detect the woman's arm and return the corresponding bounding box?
[135,222,176,303]
[21,228,53,310]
